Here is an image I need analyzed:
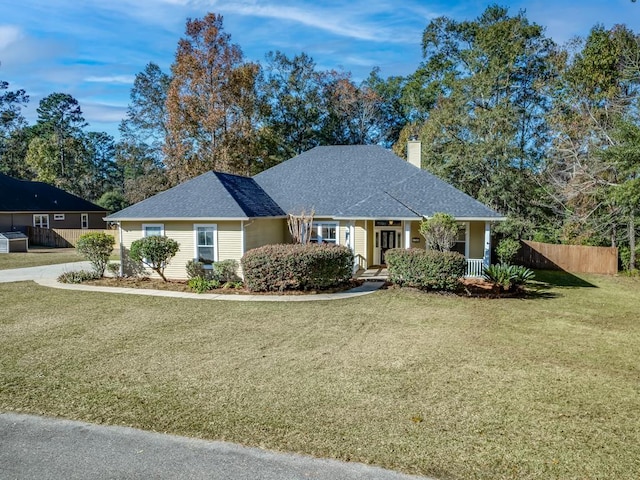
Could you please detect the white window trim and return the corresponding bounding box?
[193,224,218,266]
[33,214,49,229]
[142,223,164,237]
[54,214,65,221]
[311,221,339,244]
[81,213,89,229]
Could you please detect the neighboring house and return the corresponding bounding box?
[107,142,505,279]
[0,173,108,233]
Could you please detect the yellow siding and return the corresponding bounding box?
[119,220,243,280]
[469,221,485,258]
[354,220,367,268]
[409,221,425,249]
[244,218,285,251]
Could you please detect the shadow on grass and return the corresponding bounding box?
[523,270,597,300]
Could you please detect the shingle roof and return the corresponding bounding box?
[0,173,106,213]
[106,171,285,220]
[254,145,503,219]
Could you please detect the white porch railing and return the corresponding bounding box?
[465,258,484,278]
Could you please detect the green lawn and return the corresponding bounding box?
[1,272,639,479]
[0,247,81,270]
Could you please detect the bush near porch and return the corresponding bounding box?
[241,243,353,292]
[385,248,466,291]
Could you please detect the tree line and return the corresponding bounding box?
[1,6,639,267]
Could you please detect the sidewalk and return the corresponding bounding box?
[35,276,385,301]
[0,262,386,301]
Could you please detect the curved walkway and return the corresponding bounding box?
[1,262,385,301]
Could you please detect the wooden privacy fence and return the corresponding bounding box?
[28,227,119,249]
[516,240,618,275]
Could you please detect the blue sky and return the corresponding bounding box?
[1,0,639,139]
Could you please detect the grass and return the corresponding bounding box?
[0,247,82,270]
[1,272,639,479]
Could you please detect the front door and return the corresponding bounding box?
[380,230,397,265]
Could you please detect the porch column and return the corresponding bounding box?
[404,221,411,249]
[483,221,491,267]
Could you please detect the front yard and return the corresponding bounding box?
[1,272,639,479]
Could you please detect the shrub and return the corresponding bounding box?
[106,262,120,276]
[241,243,353,292]
[496,238,521,265]
[419,213,459,251]
[385,248,466,291]
[129,236,180,282]
[75,232,115,277]
[186,259,240,282]
[211,259,240,282]
[619,246,640,271]
[187,277,219,293]
[186,260,206,279]
[482,263,535,292]
[57,270,100,284]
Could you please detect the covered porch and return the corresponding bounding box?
[343,218,493,278]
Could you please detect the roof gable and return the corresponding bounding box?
[106,171,285,220]
[0,173,106,213]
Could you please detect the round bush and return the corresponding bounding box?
[241,243,354,292]
[385,248,466,291]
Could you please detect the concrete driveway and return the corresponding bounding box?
[0,261,91,283]
[0,413,430,480]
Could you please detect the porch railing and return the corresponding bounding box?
[465,258,484,278]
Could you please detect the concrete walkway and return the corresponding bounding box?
[0,261,92,283]
[1,262,385,301]
[0,413,430,480]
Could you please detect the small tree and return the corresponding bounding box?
[76,232,115,277]
[287,209,315,244]
[419,213,458,251]
[496,237,521,264]
[129,236,180,282]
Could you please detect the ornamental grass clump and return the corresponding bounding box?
[241,243,353,292]
[385,248,466,291]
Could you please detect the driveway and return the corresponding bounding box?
[0,261,91,283]
[0,413,430,480]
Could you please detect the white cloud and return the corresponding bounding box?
[85,75,136,84]
[0,25,23,50]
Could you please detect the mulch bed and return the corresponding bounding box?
[85,276,365,295]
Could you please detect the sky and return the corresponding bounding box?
[1,0,640,139]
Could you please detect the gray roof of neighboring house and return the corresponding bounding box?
[254,145,503,219]
[0,173,106,213]
[106,171,285,220]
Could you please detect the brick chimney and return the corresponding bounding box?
[407,138,421,169]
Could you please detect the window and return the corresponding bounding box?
[54,214,65,221]
[451,224,467,256]
[194,224,217,265]
[81,213,89,229]
[310,222,338,244]
[33,214,49,229]
[143,224,164,237]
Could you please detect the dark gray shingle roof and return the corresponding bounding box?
[254,145,503,219]
[0,173,106,213]
[106,171,285,220]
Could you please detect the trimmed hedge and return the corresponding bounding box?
[241,243,354,292]
[385,248,466,291]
